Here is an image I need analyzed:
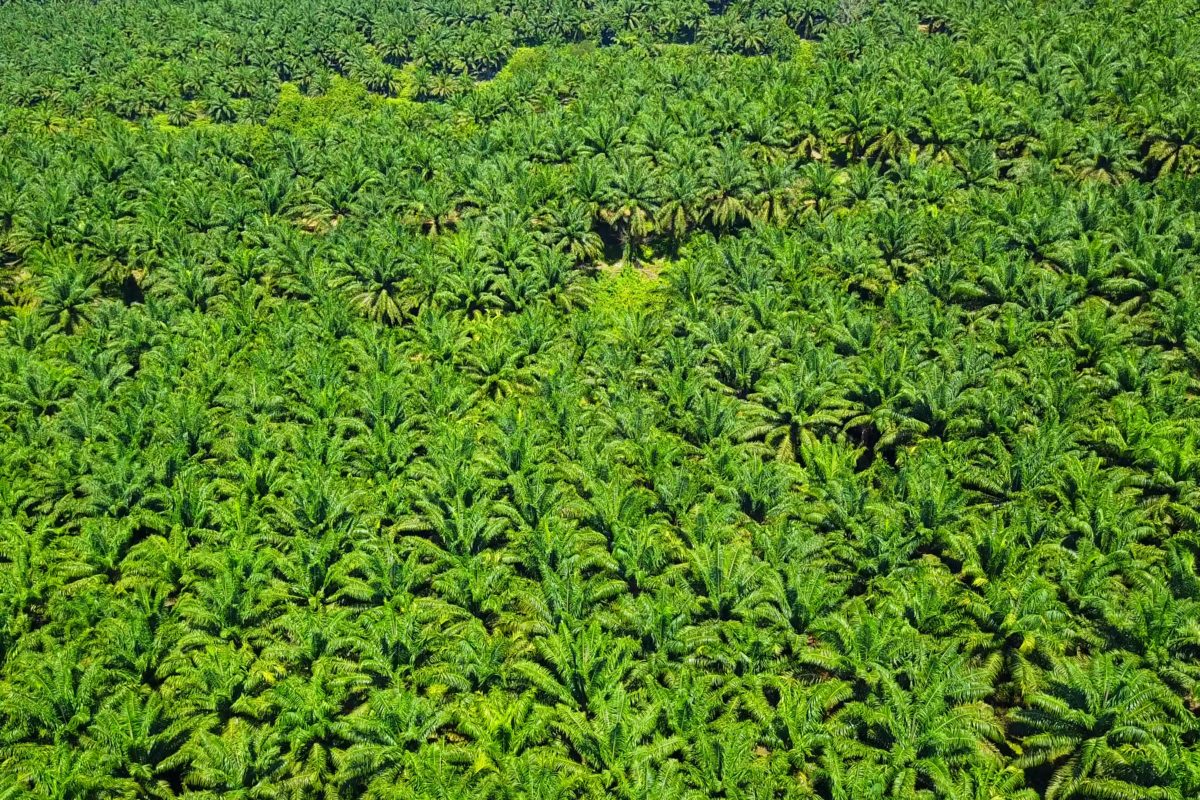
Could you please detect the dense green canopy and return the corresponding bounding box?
[1,0,1199,798]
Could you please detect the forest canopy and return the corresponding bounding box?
[2,0,1200,798]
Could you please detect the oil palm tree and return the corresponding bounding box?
[1012,653,1190,800]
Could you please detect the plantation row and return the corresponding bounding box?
[2,0,848,119]
[2,0,1200,798]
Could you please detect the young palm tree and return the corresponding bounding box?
[1011,653,1189,800]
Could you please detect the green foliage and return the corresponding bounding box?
[3,0,1200,798]
[587,265,665,320]
[269,78,380,134]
